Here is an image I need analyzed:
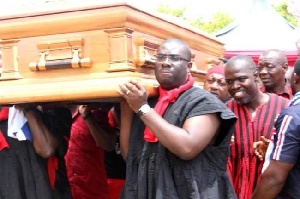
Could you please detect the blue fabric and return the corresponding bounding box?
[270,93,300,199]
[8,107,32,141]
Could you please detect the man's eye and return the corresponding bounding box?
[226,80,232,85]
[218,82,227,87]
[157,55,165,59]
[169,55,180,61]
[238,77,247,82]
[206,79,214,84]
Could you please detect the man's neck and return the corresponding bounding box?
[265,80,286,95]
[246,92,269,114]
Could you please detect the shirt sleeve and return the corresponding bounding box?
[270,110,300,164]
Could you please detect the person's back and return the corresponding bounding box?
[65,105,112,199]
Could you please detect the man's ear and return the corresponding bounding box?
[187,62,193,69]
[254,70,259,82]
[282,63,288,73]
[293,73,300,84]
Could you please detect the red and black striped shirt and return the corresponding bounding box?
[227,93,289,199]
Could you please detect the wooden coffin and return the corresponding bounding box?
[0,1,225,105]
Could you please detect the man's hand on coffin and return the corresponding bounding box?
[118,79,149,113]
[78,103,114,115]
[14,103,38,113]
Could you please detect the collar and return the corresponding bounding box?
[289,91,300,106]
[260,83,292,100]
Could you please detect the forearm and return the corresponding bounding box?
[120,100,134,160]
[84,116,116,151]
[26,110,58,158]
[252,174,285,199]
[140,109,207,160]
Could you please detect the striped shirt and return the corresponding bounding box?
[227,93,289,199]
[268,91,300,198]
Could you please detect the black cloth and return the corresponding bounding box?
[0,107,72,199]
[104,133,126,179]
[121,87,237,199]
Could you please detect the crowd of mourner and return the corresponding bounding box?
[0,38,299,199]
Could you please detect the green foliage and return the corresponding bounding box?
[272,2,298,27]
[156,3,233,34]
[193,12,233,34]
[157,3,187,20]
[156,1,298,34]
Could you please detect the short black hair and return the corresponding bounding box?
[225,55,257,73]
[294,58,300,76]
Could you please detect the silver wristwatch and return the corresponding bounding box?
[137,104,151,117]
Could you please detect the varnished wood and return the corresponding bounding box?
[0,1,225,105]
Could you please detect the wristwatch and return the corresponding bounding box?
[137,104,151,117]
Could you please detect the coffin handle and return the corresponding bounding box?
[29,49,91,71]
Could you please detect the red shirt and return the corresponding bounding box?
[65,109,110,199]
[260,83,293,100]
[227,94,289,199]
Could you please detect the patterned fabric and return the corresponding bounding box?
[227,94,289,199]
[121,87,237,199]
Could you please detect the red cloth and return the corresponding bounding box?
[108,110,117,128]
[107,179,125,199]
[144,74,195,142]
[226,94,289,199]
[205,66,225,78]
[47,156,58,189]
[0,108,9,151]
[65,109,111,199]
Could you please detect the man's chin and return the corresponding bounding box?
[262,82,274,88]
[235,98,250,105]
[210,92,219,98]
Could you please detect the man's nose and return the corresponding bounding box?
[162,57,171,67]
[231,80,240,89]
[210,82,219,89]
[259,67,268,74]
